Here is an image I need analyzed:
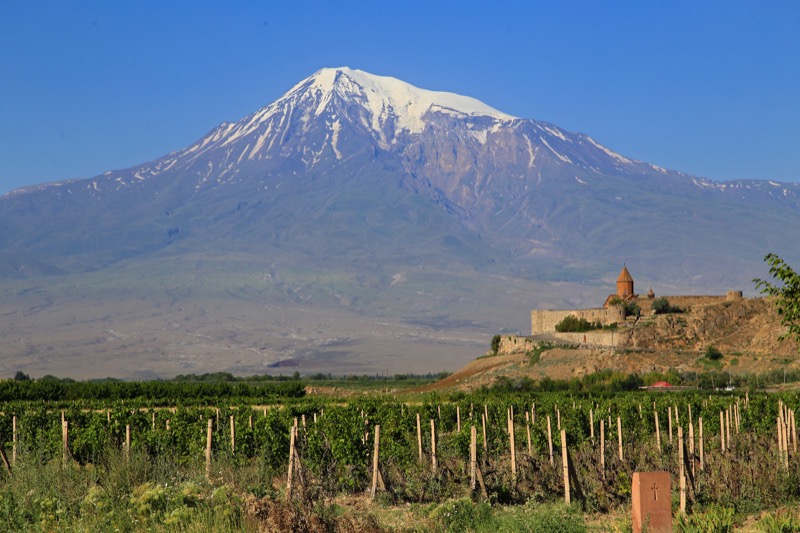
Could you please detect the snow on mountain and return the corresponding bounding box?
[300,67,516,135]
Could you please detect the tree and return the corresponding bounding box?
[705,345,723,361]
[13,371,31,381]
[652,297,682,314]
[490,334,502,355]
[754,253,800,349]
[555,315,599,332]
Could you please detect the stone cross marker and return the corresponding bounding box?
[632,471,671,533]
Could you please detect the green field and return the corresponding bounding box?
[2,377,800,531]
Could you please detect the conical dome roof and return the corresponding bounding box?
[617,265,634,283]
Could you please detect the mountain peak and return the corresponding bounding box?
[291,67,516,135]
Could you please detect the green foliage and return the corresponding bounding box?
[524,502,587,532]
[491,334,502,355]
[623,301,641,318]
[706,345,723,361]
[677,505,735,532]
[757,512,800,532]
[429,498,493,532]
[0,379,306,404]
[555,315,600,332]
[652,297,683,314]
[755,253,800,350]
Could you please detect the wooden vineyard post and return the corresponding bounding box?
[785,416,791,468]
[484,404,489,428]
[600,419,605,478]
[689,421,696,478]
[668,406,673,445]
[12,415,16,464]
[720,411,726,453]
[679,426,686,515]
[430,419,437,473]
[152,411,155,431]
[557,406,561,431]
[793,409,798,453]
[561,429,570,505]
[416,413,423,462]
[166,419,170,431]
[370,425,383,499]
[125,424,131,461]
[457,406,461,433]
[107,410,111,423]
[726,408,732,448]
[205,419,213,482]
[590,408,595,444]
[699,417,704,471]
[287,425,296,497]
[655,410,661,452]
[470,425,477,491]
[526,419,532,456]
[481,412,488,454]
[509,413,517,481]
[783,416,789,470]
[230,415,235,454]
[547,415,554,466]
[617,416,623,462]
[62,419,69,464]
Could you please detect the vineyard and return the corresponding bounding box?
[2,386,800,531]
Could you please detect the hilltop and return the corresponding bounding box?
[419,296,799,392]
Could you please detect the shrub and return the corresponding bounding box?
[555,315,599,333]
[705,345,723,360]
[652,297,682,314]
[623,301,641,318]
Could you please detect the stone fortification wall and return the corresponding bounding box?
[550,330,628,348]
[498,330,629,354]
[531,307,624,336]
[639,293,741,314]
[497,335,537,355]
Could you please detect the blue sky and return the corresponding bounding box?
[1,1,798,193]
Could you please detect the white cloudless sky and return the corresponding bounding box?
[1,0,798,193]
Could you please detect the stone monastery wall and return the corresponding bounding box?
[531,307,625,336]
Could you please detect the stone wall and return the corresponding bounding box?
[639,294,736,314]
[531,307,624,336]
[497,335,538,355]
[498,330,628,354]
[550,330,628,348]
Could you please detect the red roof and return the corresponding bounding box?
[649,381,672,388]
[617,265,634,283]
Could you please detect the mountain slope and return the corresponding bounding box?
[0,67,798,378]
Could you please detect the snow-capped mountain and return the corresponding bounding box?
[2,66,799,284]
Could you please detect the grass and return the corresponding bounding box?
[697,357,724,370]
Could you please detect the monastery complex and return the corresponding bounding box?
[519,266,744,349]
